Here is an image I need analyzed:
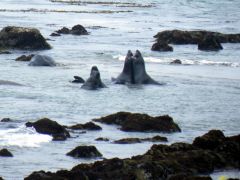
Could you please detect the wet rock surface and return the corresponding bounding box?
[25,118,70,141]
[25,130,240,180]
[0,26,51,50]
[154,30,240,44]
[28,55,56,66]
[198,35,223,51]
[170,59,182,64]
[0,118,12,122]
[66,145,102,158]
[15,54,34,62]
[67,122,102,130]
[151,41,173,52]
[55,24,88,36]
[114,135,168,144]
[95,137,109,141]
[0,148,13,157]
[94,112,181,133]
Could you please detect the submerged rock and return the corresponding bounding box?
[0,148,13,157]
[72,76,85,83]
[55,24,88,36]
[81,66,107,90]
[26,118,70,141]
[95,137,109,141]
[0,118,12,122]
[15,54,34,62]
[170,59,182,64]
[114,136,168,144]
[0,26,51,50]
[28,55,56,66]
[94,112,181,133]
[50,32,61,37]
[25,130,240,180]
[198,35,223,51]
[66,145,102,158]
[67,122,102,130]
[151,41,173,52]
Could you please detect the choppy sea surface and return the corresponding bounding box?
[0,0,240,179]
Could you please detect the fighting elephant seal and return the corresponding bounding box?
[28,55,56,66]
[113,50,160,85]
[81,66,106,90]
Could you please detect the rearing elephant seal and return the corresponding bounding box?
[113,50,160,85]
[81,66,107,90]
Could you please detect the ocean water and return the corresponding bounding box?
[0,0,240,179]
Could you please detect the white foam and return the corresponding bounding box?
[0,125,52,147]
[113,55,240,67]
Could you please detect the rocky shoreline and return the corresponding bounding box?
[23,129,240,180]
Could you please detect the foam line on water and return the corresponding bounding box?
[113,55,240,67]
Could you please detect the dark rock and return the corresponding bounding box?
[198,35,223,51]
[25,130,240,180]
[94,112,181,133]
[0,177,3,180]
[28,55,56,66]
[1,118,12,122]
[70,24,88,35]
[26,118,70,140]
[143,135,168,142]
[55,25,88,36]
[68,122,102,131]
[56,27,70,34]
[0,26,51,50]
[0,50,11,54]
[114,138,142,144]
[50,32,61,37]
[114,136,168,144]
[168,174,212,180]
[193,130,225,150]
[170,59,182,64]
[151,41,173,52]
[66,146,102,158]
[95,137,109,141]
[81,66,107,90]
[153,30,240,45]
[15,54,34,62]
[72,76,85,83]
[0,148,13,157]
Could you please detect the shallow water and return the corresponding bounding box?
[0,0,240,179]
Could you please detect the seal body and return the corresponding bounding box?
[113,50,159,85]
[81,66,106,90]
[28,55,56,66]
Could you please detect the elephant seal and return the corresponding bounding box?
[28,55,56,66]
[0,80,23,86]
[81,66,106,90]
[113,50,160,85]
[113,50,134,84]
